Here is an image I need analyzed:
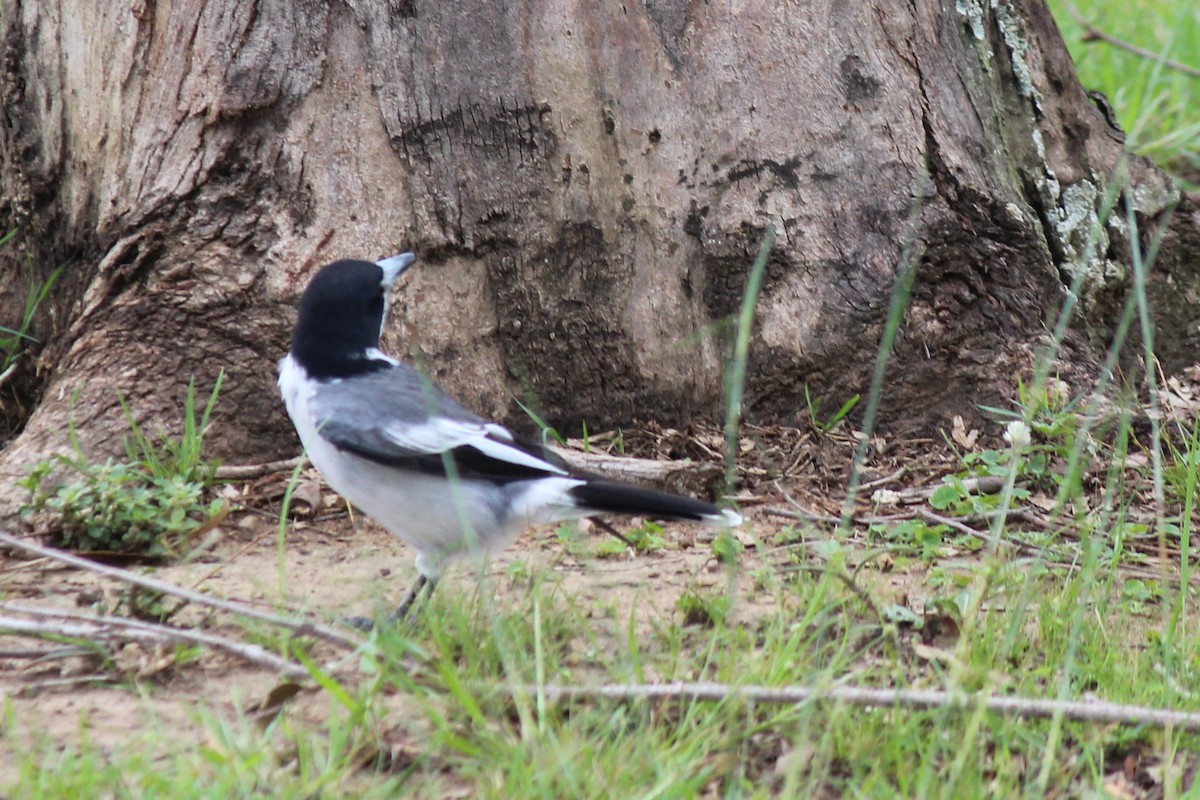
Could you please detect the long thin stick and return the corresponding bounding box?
[524,681,1200,732]
[0,645,92,660]
[0,529,361,650]
[0,611,310,680]
[213,457,303,480]
[13,675,113,696]
[1062,1,1200,79]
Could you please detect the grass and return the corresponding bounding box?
[16,374,226,555]
[119,371,226,487]
[4,1,1200,797]
[11,200,1200,794]
[724,225,775,496]
[0,230,64,384]
[5,548,1200,797]
[1048,0,1200,179]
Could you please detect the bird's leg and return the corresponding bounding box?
[591,517,636,549]
[389,573,439,622]
[342,574,440,631]
[343,614,375,632]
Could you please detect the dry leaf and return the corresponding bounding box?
[951,415,979,449]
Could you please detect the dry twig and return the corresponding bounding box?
[0,528,362,651]
[0,645,92,660]
[763,505,843,525]
[11,675,115,697]
[1062,1,1200,79]
[213,457,304,480]
[524,681,1200,731]
[551,445,724,496]
[0,608,310,680]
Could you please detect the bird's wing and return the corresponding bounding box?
[309,365,569,482]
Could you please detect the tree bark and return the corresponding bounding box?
[0,0,1196,515]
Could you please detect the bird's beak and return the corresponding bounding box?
[376,252,417,286]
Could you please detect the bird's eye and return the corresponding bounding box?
[368,293,384,316]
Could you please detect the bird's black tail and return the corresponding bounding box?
[567,481,742,525]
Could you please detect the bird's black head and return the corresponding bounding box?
[290,255,415,379]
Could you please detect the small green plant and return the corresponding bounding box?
[929,473,1031,516]
[554,523,592,557]
[981,384,1086,495]
[593,536,629,558]
[505,559,534,583]
[18,374,226,555]
[1164,422,1200,505]
[593,520,668,558]
[927,383,1084,516]
[20,459,223,555]
[770,525,806,546]
[710,528,743,565]
[676,586,730,627]
[0,231,64,379]
[513,397,567,446]
[803,385,861,433]
[870,518,950,559]
[119,372,225,484]
[981,378,1080,444]
[624,520,668,552]
[116,585,183,623]
[1119,578,1161,615]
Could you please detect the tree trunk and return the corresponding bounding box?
[0,0,1195,515]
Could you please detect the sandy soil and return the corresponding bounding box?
[0,424,940,781]
[0,505,851,769]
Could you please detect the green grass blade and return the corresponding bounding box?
[723,226,775,497]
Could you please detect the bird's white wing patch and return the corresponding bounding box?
[470,435,568,475]
[382,418,567,475]
[382,417,479,453]
[364,348,399,365]
[483,423,514,441]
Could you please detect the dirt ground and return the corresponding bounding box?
[0,423,963,784]
[0,513,735,743]
[0,503,933,766]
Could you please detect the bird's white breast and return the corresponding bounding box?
[277,355,524,576]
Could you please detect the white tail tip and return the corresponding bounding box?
[710,508,743,527]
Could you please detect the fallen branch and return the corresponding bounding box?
[550,446,724,498]
[859,467,907,491]
[0,528,361,651]
[0,645,92,660]
[890,475,1006,505]
[763,505,843,525]
[214,457,304,481]
[916,510,1006,550]
[1062,1,1200,79]
[13,674,113,696]
[212,449,727,498]
[0,608,310,680]
[523,681,1200,731]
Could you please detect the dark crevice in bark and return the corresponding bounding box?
[1019,172,1073,288]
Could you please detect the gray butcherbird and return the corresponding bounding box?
[278,253,741,625]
